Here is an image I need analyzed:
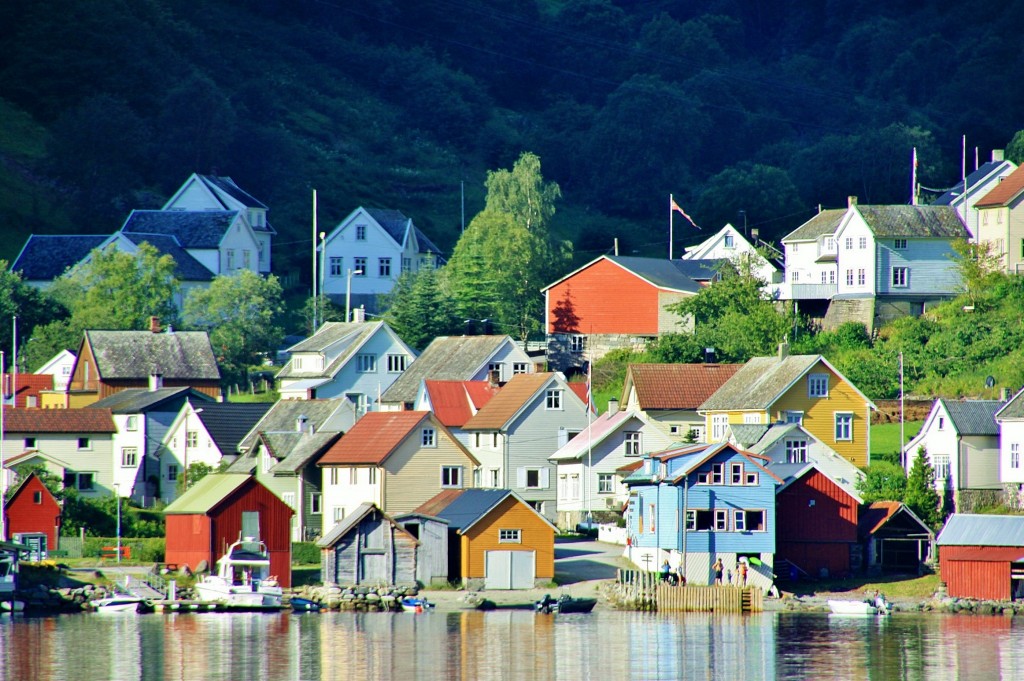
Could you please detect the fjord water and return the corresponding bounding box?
[2,610,1023,680]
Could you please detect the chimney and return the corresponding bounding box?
[704,347,717,364]
[993,149,1005,162]
[149,373,164,391]
[352,307,366,323]
[847,196,858,208]
[778,341,790,361]
[607,397,619,414]
[296,414,309,433]
[1002,387,1012,402]
[488,369,500,388]
[150,316,161,333]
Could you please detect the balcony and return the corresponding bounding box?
[789,283,837,300]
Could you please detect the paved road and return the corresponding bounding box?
[553,537,632,584]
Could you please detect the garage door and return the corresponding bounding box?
[484,550,535,590]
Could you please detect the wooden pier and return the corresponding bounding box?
[615,570,762,613]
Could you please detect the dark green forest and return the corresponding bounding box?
[1,0,1022,278]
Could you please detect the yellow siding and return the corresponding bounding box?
[41,393,68,409]
[68,392,99,408]
[703,410,769,441]
[382,420,477,515]
[460,495,555,579]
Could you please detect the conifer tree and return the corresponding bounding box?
[904,447,943,528]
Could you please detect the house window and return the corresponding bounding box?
[826,238,836,250]
[734,510,746,532]
[33,491,42,504]
[387,354,408,373]
[892,267,909,287]
[731,463,743,485]
[829,270,836,284]
[791,271,799,283]
[845,238,853,249]
[938,417,945,431]
[786,440,808,463]
[243,250,251,269]
[711,463,724,484]
[126,415,138,432]
[568,335,585,354]
[226,249,235,270]
[490,469,500,487]
[379,257,391,277]
[724,234,735,248]
[820,271,827,284]
[349,468,358,484]
[121,447,138,467]
[368,468,376,484]
[523,468,543,489]
[64,472,93,491]
[845,269,854,286]
[687,509,713,531]
[835,413,853,441]
[714,509,729,531]
[345,393,367,414]
[78,438,91,450]
[186,431,198,448]
[784,411,803,425]
[357,354,377,372]
[168,465,178,481]
[330,468,339,485]
[422,428,436,447]
[311,493,323,514]
[282,492,296,508]
[742,510,765,531]
[513,363,529,375]
[330,257,342,276]
[546,389,563,410]
[711,414,729,441]
[598,473,614,494]
[894,238,907,249]
[355,224,366,240]
[743,413,761,424]
[499,529,521,543]
[441,466,463,488]
[933,455,950,480]
[808,374,829,397]
[354,257,367,275]
[857,269,865,286]
[402,257,411,273]
[745,472,758,485]
[624,431,641,456]
[1012,443,1020,469]
[859,236,867,249]
[649,503,656,533]
[570,474,580,500]
[24,437,35,449]
[333,507,344,522]
[487,362,503,381]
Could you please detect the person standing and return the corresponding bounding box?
[738,559,749,586]
[712,557,724,585]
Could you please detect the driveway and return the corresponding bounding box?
[554,537,632,585]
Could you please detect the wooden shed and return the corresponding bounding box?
[394,512,450,586]
[164,474,293,587]
[317,503,418,586]
[4,472,62,560]
[937,514,1024,601]
[859,501,934,575]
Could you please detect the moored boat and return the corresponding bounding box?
[535,594,597,614]
[194,536,283,608]
[400,596,434,613]
[290,597,321,612]
[91,595,148,613]
[828,594,891,616]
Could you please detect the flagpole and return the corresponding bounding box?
[312,189,318,332]
[669,194,674,260]
[911,148,918,206]
[586,337,593,526]
[899,352,905,469]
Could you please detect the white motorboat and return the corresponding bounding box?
[194,537,283,608]
[827,595,891,616]
[91,595,147,613]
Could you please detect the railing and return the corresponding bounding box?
[615,569,762,612]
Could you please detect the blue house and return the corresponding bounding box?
[624,442,782,590]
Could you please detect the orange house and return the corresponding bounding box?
[541,255,703,372]
[415,488,557,590]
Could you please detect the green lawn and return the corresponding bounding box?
[870,420,923,464]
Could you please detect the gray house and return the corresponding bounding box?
[317,502,419,586]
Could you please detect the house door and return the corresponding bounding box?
[484,551,535,590]
[360,552,387,583]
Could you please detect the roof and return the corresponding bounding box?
[542,255,701,294]
[423,380,499,427]
[11,234,108,280]
[665,442,782,485]
[277,322,387,380]
[89,387,212,413]
[120,209,240,249]
[262,431,343,473]
[84,330,220,381]
[197,174,269,212]
[549,410,641,461]
[2,374,53,408]
[939,399,1002,436]
[363,207,444,256]
[163,474,260,515]
[854,205,967,238]
[195,403,274,456]
[316,502,415,548]
[782,209,846,242]
[118,232,214,281]
[934,161,1016,206]
[3,408,115,433]
[857,501,933,538]
[624,363,742,410]
[975,165,1024,208]
[728,424,771,449]
[699,354,822,411]
[237,398,351,452]
[936,514,1024,547]
[317,411,432,466]
[381,335,512,404]
[672,259,724,281]
[412,488,557,533]
[463,373,557,431]
[995,388,1024,420]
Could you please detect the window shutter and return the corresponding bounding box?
[517,468,526,488]
[557,427,568,449]
[540,467,550,489]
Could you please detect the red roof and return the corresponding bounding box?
[568,382,592,410]
[318,411,432,465]
[625,364,742,410]
[3,407,116,433]
[424,380,498,427]
[413,489,465,516]
[975,165,1024,207]
[3,374,54,408]
[858,501,903,535]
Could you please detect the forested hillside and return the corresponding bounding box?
[2,0,1023,279]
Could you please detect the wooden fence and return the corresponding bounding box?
[615,570,762,613]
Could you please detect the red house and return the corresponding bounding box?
[541,255,702,372]
[3,472,62,558]
[163,473,293,587]
[774,465,860,579]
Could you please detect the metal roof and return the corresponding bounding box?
[937,514,1024,547]
[163,473,252,514]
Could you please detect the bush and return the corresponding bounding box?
[292,542,320,565]
[82,537,165,562]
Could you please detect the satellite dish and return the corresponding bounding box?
[986,376,996,388]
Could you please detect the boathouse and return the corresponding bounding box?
[937,514,1024,601]
[317,503,419,586]
[3,472,62,560]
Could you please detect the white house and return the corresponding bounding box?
[318,207,445,316]
[34,350,76,393]
[779,208,846,303]
[680,223,783,293]
[276,321,417,410]
[995,390,1024,491]
[932,150,1016,239]
[162,173,275,273]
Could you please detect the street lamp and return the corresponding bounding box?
[345,267,363,323]
[114,482,121,564]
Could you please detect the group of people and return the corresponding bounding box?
[660,556,751,586]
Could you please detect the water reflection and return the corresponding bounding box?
[1,610,1023,680]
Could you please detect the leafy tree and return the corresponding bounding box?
[183,270,285,386]
[904,447,943,528]
[383,268,459,350]
[950,238,1004,307]
[13,464,65,499]
[856,461,907,503]
[1006,129,1024,165]
[0,263,64,369]
[176,462,217,496]
[299,295,346,336]
[695,164,805,243]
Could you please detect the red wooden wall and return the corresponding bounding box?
[547,259,664,335]
[775,470,859,576]
[4,474,61,550]
[939,546,1020,601]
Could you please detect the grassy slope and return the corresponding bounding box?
[870,421,923,464]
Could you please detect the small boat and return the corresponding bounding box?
[1,600,26,614]
[290,597,321,612]
[194,536,283,608]
[400,596,434,613]
[828,595,891,616]
[535,594,597,614]
[91,595,147,613]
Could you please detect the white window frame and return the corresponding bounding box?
[1012,443,1020,469]
[743,413,761,425]
[857,268,866,286]
[387,354,407,373]
[356,354,377,373]
[441,465,463,489]
[569,335,585,354]
[186,430,198,449]
[545,389,563,410]
[167,465,178,481]
[892,267,909,288]
[786,439,808,464]
[498,529,521,544]
[846,269,854,286]
[368,468,377,484]
[126,415,138,432]
[624,431,641,456]
[933,455,950,481]
[598,473,614,494]
[835,412,853,441]
[355,224,366,241]
[513,362,529,375]
[379,257,391,277]
[330,257,342,277]
[310,493,323,514]
[808,373,829,398]
[734,509,746,532]
[282,492,296,508]
[78,437,91,451]
[711,414,729,441]
[714,509,729,531]
[730,463,743,485]
[711,463,724,485]
[422,427,436,447]
[354,257,367,275]
[858,236,867,249]
[120,447,138,467]
[724,234,735,248]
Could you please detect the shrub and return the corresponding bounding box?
[292,542,320,565]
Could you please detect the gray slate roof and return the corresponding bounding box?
[85,330,220,381]
[673,258,724,281]
[782,209,846,242]
[606,256,702,293]
[939,399,1002,435]
[195,403,273,456]
[121,209,239,249]
[365,208,443,257]
[277,322,385,380]
[429,489,513,531]
[11,235,108,280]
[88,387,212,413]
[937,514,1024,547]
[380,335,509,405]
[728,425,770,448]
[119,233,214,281]
[236,398,351,452]
[996,388,1024,420]
[856,205,967,238]
[264,430,343,474]
[700,354,822,411]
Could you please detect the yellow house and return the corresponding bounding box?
[699,344,876,468]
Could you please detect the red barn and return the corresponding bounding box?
[937,514,1023,601]
[775,465,860,579]
[163,474,293,587]
[3,472,62,558]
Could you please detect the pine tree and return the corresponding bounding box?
[904,447,943,528]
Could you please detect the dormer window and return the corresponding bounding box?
[356,225,367,240]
